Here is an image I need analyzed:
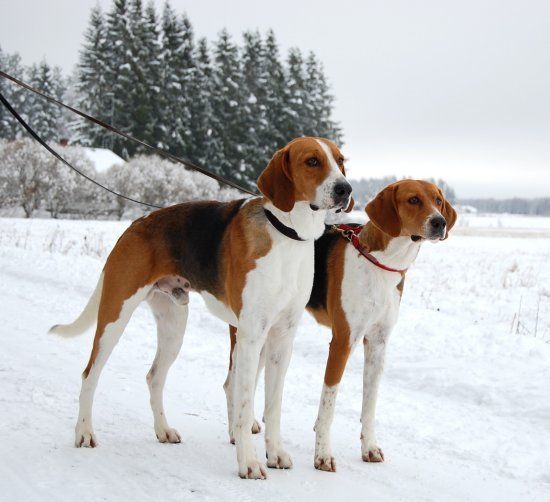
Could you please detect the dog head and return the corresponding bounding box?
[257,137,353,213]
[366,179,457,241]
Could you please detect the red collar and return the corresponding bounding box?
[334,224,407,274]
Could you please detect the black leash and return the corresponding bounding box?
[0,70,259,206]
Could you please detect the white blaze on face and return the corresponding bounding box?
[313,139,347,210]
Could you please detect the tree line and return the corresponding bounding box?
[458,197,550,216]
[0,0,342,189]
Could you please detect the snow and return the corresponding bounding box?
[82,147,125,173]
[1,217,549,501]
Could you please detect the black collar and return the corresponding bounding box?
[263,208,305,241]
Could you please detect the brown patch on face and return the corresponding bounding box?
[258,137,346,211]
[221,198,273,316]
[366,180,457,239]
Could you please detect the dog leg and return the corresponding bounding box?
[232,321,268,479]
[75,285,150,448]
[146,291,188,444]
[360,326,390,463]
[224,327,264,443]
[264,324,295,469]
[314,334,352,472]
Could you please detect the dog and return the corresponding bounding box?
[49,137,352,480]
[225,179,456,472]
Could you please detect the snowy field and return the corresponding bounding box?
[1,215,549,501]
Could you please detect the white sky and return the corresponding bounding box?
[1,0,549,198]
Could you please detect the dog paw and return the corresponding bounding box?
[314,453,336,472]
[362,445,384,463]
[75,428,97,448]
[266,449,293,469]
[155,426,181,444]
[251,418,262,434]
[238,459,267,479]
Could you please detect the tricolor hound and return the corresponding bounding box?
[226,179,456,472]
[49,137,352,480]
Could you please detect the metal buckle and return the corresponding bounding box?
[333,225,354,242]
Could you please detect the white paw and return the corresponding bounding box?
[362,444,384,462]
[314,452,336,472]
[266,449,293,469]
[155,426,181,444]
[238,459,267,479]
[75,425,97,448]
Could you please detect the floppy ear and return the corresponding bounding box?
[344,196,355,213]
[439,189,457,239]
[257,147,295,212]
[365,185,402,237]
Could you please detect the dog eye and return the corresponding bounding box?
[408,196,420,205]
[435,198,443,206]
[307,157,320,167]
[337,157,344,166]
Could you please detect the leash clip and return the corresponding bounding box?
[332,224,355,243]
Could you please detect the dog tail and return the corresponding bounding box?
[49,272,104,338]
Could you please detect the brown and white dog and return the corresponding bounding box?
[226,179,456,471]
[49,137,352,480]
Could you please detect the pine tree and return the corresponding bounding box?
[159,4,195,156]
[26,60,64,141]
[211,29,248,185]
[0,47,27,140]
[240,30,267,180]
[73,5,111,148]
[104,0,135,157]
[304,52,342,143]
[284,47,307,140]
[188,37,219,167]
[141,2,164,148]
[261,30,290,154]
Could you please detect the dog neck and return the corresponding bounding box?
[263,200,327,241]
[358,221,422,271]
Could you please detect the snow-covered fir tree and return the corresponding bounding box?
[26,60,65,142]
[141,2,164,148]
[239,30,267,179]
[261,30,290,156]
[187,37,219,167]
[73,5,111,148]
[211,29,249,185]
[304,52,342,143]
[284,47,308,140]
[159,4,195,157]
[0,47,30,140]
[104,0,136,157]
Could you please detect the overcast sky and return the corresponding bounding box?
[1,0,549,198]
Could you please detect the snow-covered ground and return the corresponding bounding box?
[1,216,549,501]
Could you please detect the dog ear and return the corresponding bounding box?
[257,147,295,212]
[344,196,355,213]
[438,189,457,239]
[365,185,402,237]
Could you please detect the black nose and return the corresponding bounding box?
[334,181,352,198]
[430,216,446,231]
